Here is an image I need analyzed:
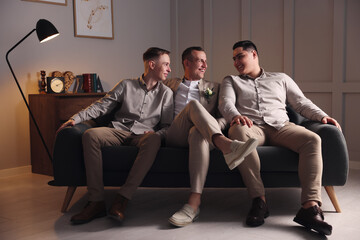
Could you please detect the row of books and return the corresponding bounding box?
[73,73,104,93]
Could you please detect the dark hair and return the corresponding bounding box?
[143,47,170,62]
[232,40,258,54]
[181,46,205,64]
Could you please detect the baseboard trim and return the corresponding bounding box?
[349,161,360,170]
[0,165,32,178]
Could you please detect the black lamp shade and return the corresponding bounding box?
[36,19,59,43]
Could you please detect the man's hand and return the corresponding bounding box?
[321,116,342,131]
[230,115,253,128]
[56,119,75,135]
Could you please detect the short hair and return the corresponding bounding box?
[181,46,205,64]
[143,47,170,62]
[232,40,258,54]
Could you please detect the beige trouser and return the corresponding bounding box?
[166,100,222,194]
[228,122,323,205]
[82,127,161,201]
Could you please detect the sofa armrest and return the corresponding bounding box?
[52,123,92,186]
[287,106,307,125]
[302,121,349,186]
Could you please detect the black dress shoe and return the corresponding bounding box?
[246,197,269,227]
[70,201,107,225]
[293,205,332,235]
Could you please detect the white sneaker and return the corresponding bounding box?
[168,204,200,227]
[224,138,258,170]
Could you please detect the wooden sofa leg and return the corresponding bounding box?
[324,186,341,213]
[61,186,77,213]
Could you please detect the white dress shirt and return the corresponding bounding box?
[174,79,200,117]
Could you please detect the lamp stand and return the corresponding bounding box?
[6,29,53,162]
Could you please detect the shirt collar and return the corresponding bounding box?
[139,74,159,91]
[240,68,265,80]
[182,77,200,87]
[139,75,146,86]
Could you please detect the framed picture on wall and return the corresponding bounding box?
[73,0,114,40]
[22,0,67,5]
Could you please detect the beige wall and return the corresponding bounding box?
[1,0,359,171]
[170,0,360,168]
[0,0,171,170]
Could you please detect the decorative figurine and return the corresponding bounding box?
[40,70,46,93]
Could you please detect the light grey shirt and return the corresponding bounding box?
[71,76,174,138]
[219,70,327,130]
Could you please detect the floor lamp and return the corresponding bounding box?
[6,19,59,162]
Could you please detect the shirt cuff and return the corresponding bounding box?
[71,115,82,125]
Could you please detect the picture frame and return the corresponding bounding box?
[73,0,114,40]
[22,0,67,6]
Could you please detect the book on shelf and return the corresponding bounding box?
[82,73,92,93]
[81,73,104,93]
[96,75,104,92]
[75,75,84,93]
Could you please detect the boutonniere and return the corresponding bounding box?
[203,87,215,103]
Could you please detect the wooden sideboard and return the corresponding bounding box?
[29,93,106,176]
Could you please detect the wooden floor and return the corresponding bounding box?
[1,169,359,240]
